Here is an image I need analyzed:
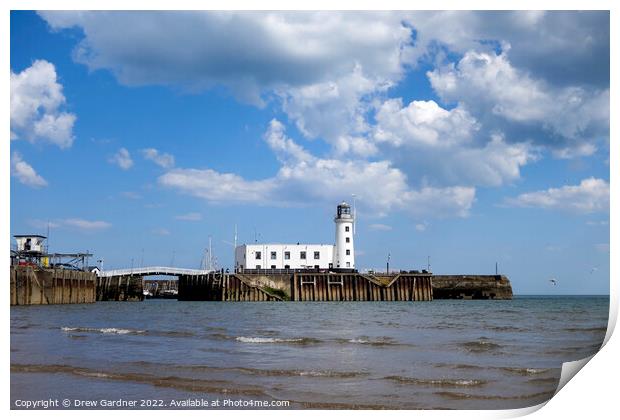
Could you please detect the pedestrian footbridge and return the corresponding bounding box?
[99,266,213,278]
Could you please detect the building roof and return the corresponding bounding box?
[237,243,334,248]
[14,234,47,238]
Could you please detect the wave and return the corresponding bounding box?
[60,326,199,338]
[499,367,550,375]
[61,327,146,335]
[339,336,401,346]
[11,363,267,397]
[149,330,197,338]
[237,367,367,378]
[433,362,481,370]
[13,323,41,330]
[434,363,554,377]
[384,376,487,387]
[482,325,528,332]
[435,390,554,401]
[527,377,559,385]
[235,336,321,345]
[564,327,607,333]
[126,360,367,379]
[458,339,503,353]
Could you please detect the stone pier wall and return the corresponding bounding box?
[432,275,513,299]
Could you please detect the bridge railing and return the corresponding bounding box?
[99,266,213,277]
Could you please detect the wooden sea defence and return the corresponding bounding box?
[293,273,433,301]
[10,266,96,305]
[96,276,144,301]
[178,273,283,301]
[178,272,434,302]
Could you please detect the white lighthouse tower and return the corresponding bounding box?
[334,201,355,270]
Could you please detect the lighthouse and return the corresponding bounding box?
[334,201,355,269]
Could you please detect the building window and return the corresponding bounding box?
[284,265,290,269]
[284,251,290,260]
[314,251,320,259]
[345,226,350,232]
[256,265,261,269]
[271,265,276,269]
[346,262,351,268]
[300,251,306,259]
[271,251,277,260]
[255,251,261,260]
[346,249,350,256]
[346,237,350,243]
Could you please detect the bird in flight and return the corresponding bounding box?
[549,278,557,286]
[590,267,598,274]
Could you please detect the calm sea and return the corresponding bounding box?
[11,296,609,410]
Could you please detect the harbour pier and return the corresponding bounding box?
[10,265,96,305]
[177,271,435,302]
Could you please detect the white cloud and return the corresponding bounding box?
[39,11,413,106]
[505,178,609,214]
[160,168,276,204]
[428,50,609,150]
[141,148,175,169]
[552,143,597,160]
[368,223,392,231]
[433,134,536,187]
[11,60,76,148]
[175,212,202,221]
[373,99,479,148]
[415,222,429,232]
[62,218,112,231]
[28,219,61,230]
[263,119,313,164]
[373,98,537,187]
[277,65,386,156]
[35,11,609,220]
[160,121,476,219]
[29,218,110,232]
[109,147,133,170]
[406,11,609,88]
[11,152,48,188]
[36,11,608,166]
[38,12,416,158]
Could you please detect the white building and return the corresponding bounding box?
[234,202,356,271]
[14,235,47,254]
[235,243,335,270]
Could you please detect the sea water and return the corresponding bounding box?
[10,296,609,409]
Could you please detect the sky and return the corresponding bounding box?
[9,10,610,294]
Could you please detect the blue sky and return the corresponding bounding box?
[10,11,610,294]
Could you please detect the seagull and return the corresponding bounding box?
[549,278,557,286]
[590,267,598,274]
